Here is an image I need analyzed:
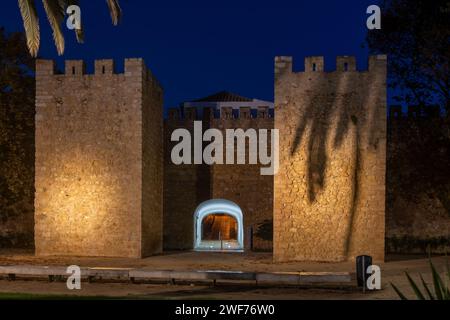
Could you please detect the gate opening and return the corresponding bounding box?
[194,199,244,252]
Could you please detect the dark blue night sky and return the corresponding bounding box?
[0,0,382,108]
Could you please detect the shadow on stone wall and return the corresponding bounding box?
[289,71,385,258]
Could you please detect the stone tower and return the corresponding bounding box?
[35,58,163,258]
[274,55,387,262]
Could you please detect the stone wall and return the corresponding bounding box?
[34,59,163,258]
[6,54,446,258]
[274,56,387,262]
[141,63,164,256]
[163,111,211,250]
[210,111,274,251]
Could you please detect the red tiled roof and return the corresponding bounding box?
[191,91,253,102]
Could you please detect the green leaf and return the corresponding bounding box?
[391,282,408,300]
[446,252,450,283]
[446,253,450,298]
[419,274,435,300]
[405,272,425,300]
[430,259,445,300]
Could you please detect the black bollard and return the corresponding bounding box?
[356,255,372,292]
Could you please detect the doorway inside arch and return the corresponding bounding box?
[194,199,244,252]
[201,213,238,249]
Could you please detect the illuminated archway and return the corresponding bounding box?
[193,199,244,252]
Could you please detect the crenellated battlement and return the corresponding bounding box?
[389,105,443,119]
[35,58,163,92]
[275,55,387,78]
[167,104,443,123]
[166,106,274,122]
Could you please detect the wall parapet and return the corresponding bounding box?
[389,105,443,119]
[166,107,274,121]
[167,105,445,122]
[274,55,387,78]
[35,58,163,92]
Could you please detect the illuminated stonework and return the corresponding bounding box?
[33,55,386,262]
[34,59,163,258]
[274,56,386,262]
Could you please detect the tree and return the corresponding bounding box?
[18,0,122,57]
[369,1,450,245]
[367,0,450,115]
[0,27,34,107]
[0,28,35,247]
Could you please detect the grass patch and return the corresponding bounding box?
[0,292,217,300]
[0,292,122,300]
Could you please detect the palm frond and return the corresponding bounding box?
[18,0,121,56]
[106,0,122,26]
[75,28,84,43]
[17,0,40,57]
[42,0,66,55]
[57,0,68,8]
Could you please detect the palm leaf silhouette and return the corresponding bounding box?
[17,0,122,57]
[18,0,40,57]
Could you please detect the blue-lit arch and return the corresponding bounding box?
[193,199,244,252]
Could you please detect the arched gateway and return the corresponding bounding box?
[193,199,244,252]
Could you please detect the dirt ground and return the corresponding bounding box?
[0,250,448,300]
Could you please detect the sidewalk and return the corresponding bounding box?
[0,250,354,272]
[0,249,447,299]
